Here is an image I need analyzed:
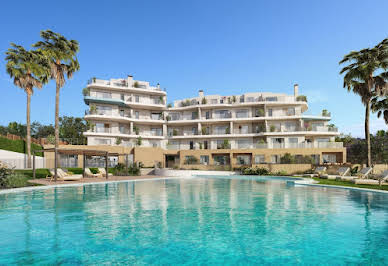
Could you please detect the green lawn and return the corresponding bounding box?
[312,177,388,191]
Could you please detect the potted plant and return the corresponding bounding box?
[134,81,140,88]
[134,126,140,135]
[115,137,122,145]
[270,125,276,132]
[136,136,142,146]
[82,87,90,96]
[173,129,178,136]
[201,98,207,104]
[90,105,97,114]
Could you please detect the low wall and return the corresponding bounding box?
[140,168,155,175]
[0,149,45,169]
[254,164,312,175]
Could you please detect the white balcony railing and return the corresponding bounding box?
[88,78,162,91]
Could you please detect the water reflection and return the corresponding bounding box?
[1,178,388,264]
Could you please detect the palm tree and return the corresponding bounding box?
[5,44,49,168]
[33,30,80,180]
[339,38,388,166]
[372,96,388,125]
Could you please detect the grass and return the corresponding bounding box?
[312,177,388,191]
[0,136,43,156]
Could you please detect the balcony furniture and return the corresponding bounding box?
[84,168,102,178]
[98,168,113,178]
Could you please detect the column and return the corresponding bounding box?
[230,121,233,134]
[198,122,202,135]
[130,122,134,135]
[163,124,167,137]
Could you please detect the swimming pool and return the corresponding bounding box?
[1,176,388,264]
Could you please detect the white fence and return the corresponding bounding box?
[0,150,45,169]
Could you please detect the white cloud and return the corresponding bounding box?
[339,117,387,138]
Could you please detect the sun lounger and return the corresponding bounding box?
[84,168,102,178]
[357,167,373,179]
[98,168,113,178]
[303,166,327,177]
[321,167,350,180]
[48,169,83,181]
[353,170,388,185]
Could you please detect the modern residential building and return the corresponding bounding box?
[83,75,346,168]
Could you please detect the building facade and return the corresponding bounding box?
[83,76,345,168]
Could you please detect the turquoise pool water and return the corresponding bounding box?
[1,176,388,265]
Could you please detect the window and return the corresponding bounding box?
[204,140,208,149]
[246,97,254,102]
[271,155,280,164]
[255,155,265,164]
[120,94,124,101]
[288,138,298,148]
[284,122,296,132]
[200,155,209,165]
[151,128,162,136]
[119,109,124,117]
[236,110,249,118]
[135,95,140,103]
[119,124,127,134]
[211,99,218,104]
[95,123,110,133]
[96,106,112,116]
[135,111,139,119]
[214,110,230,119]
[213,155,230,165]
[323,154,337,163]
[268,109,273,117]
[192,112,198,119]
[287,107,295,116]
[170,113,180,121]
[272,138,284,148]
[190,141,194,150]
[192,127,197,135]
[236,155,251,165]
[265,97,277,101]
[214,126,228,135]
[205,111,211,119]
[86,155,118,167]
[239,125,249,134]
[151,113,161,120]
[59,154,78,168]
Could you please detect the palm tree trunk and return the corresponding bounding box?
[26,92,31,168]
[54,81,60,181]
[365,100,371,167]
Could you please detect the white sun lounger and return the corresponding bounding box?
[303,166,327,177]
[321,167,350,180]
[354,170,388,185]
[84,168,102,178]
[48,169,83,181]
[98,168,113,178]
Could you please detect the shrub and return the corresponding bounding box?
[280,153,295,164]
[4,173,29,188]
[167,103,172,108]
[242,167,269,175]
[15,168,51,179]
[296,95,307,102]
[201,98,207,104]
[82,87,90,96]
[272,170,288,176]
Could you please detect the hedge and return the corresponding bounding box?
[14,169,50,179]
[0,136,43,156]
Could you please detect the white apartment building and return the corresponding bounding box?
[83,76,343,164]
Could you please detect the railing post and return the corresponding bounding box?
[33,151,36,179]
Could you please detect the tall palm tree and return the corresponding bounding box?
[372,96,388,125]
[5,44,49,168]
[33,30,80,180]
[339,38,388,166]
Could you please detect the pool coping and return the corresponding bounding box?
[0,176,182,195]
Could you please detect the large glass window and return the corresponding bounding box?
[236,109,249,118]
[323,154,336,163]
[151,128,162,136]
[59,154,78,168]
[85,156,118,167]
[236,155,251,165]
[96,106,112,116]
[271,155,280,164]
[238,125,249,134]
[200,155,209,165]
[94,138,111,145]
[214,110,231,119]
[95,123,110,133]
[288,138,298,148]
[213,155,230,165]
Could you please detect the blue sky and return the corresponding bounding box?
[1,0,388,137]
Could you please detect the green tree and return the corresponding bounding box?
[33,30,80,175]
[371,96,388,125]
[31,122,55,138]
[59,116,87,144]
[5,44,48,167]
[339,38,388,166]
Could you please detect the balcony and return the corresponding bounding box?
[253,142,343,149]
[88,78,163,92]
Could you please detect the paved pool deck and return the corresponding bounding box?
[28,175,163,186]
